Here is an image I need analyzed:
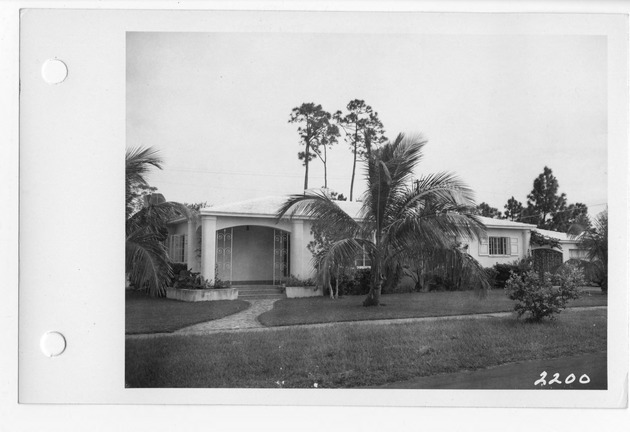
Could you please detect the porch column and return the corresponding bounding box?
[290,219,304,278]
[201,215,217,282]
[187,220,199,272]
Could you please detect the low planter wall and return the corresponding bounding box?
[285,285,323,298]
[166,287,239,302]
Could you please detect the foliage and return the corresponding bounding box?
[522,167,589,232]
[570,209,608,292]
[184,201,209,211]
[171,268,228,290]
[170,263,189,278]
[530,230,562,249]
[484,267,499,288]
[288,103,339,190]
[327,268,372,297]
[476,202,502,219]
[284,274,316,287]
[329,190,347,201]
[552,202,590,233]
[525,166,567,229]
[403,244,491,293]
[125,147,195,297]
[278,133,489,307]
[503,196,523,221]
[505,264,585,322]
[491,257,532,288]
[125,147,163,218]
[334,99,387,201]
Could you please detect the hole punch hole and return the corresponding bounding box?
[40,331,66,357]
[41,59,68,84]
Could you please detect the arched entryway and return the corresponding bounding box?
[216,226,290,285]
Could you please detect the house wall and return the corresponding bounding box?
[169,221,188,236]
[466,227,529,268]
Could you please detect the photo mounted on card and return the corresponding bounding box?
[18,8,628,406]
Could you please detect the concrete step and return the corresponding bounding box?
[237,289,283,295]
[232,285,286,300]
[238,294,286,300]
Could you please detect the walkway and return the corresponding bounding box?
[126,304,607,340]
[173,299,278,335]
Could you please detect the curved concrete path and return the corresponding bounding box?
[173,299,278,335]
[126,304,606,340]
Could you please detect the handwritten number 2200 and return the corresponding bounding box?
[535,371,591,386]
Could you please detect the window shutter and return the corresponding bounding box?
[479,238,489,256]
[183,235,188,263]
[510,237,519,256]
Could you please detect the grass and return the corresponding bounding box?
[258,288,607,327]
[125,308,606,388]
[125,290,250,334]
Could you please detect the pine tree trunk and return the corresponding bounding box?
[350,142,357,201]
[323,145,328,189]
[304,140,310,190]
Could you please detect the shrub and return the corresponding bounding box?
[328,268,372,297]
[505,264,585,322]
[492,257,532,288]
[484,267,499,288]
[169,263,189,283]
[284,274,316,287]
[171,269,228,290]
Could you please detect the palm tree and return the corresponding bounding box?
[277,133,489,306]
[125,147,194,297]
[570,208,608,292]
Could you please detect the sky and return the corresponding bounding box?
[127,31,607,216]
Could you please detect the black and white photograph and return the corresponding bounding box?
[125,25,609,389]
[9,5,629,428]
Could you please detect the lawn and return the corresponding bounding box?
[258,288,607,327]
[125,290,250,334]
[125,308,607,388]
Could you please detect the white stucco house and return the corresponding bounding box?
[166,195,584,286]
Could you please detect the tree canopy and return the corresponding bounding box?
[334,99,387,201]
[288,103,338,190]
[278,133,489,306]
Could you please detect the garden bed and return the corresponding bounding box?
[285,285,323,298]
[166,287,238,302]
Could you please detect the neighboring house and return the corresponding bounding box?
[166,195,583,285]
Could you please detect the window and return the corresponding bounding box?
[167,234,188,263]
[569,249,588,260]
[489,237,508,255]
[479,236,518,257]
[355,247,372,268]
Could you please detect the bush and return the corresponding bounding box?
[484,267,499,288]
[169,263,189,283]
[284,274,316,287]
[328,268,372,297]
[505,264,585,322]
[171,268,228,290]
[492,257,532,288]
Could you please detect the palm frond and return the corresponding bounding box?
[125,227,172,297]
[276,191,362,236]
[315,238,376,289]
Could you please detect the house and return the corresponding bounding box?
[166,195,584,286]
